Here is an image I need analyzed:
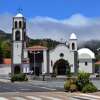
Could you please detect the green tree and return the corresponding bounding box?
[1,40,11,58]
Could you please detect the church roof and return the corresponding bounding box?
[78,48,95,59]
[15,13,23,17]
[70,33,77,40]
[27,45,48,51]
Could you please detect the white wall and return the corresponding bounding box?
[0,64,11,75]
[22,64,30,73]
[13,42,22,64]
[79,60,93,73]
[78,53,94,73]
[24,49,28,58]
[49,44,75,73]
[42,50,47,74]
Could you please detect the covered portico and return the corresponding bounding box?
[27,46,48,75]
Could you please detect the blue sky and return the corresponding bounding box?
[0,0,100,41]
[0,0,99,19]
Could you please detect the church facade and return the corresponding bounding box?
[11,13,95,75]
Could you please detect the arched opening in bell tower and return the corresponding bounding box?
[15,30,20,41]
[72,43,75,50]
[19,21,22,28]
[15,21,17,28]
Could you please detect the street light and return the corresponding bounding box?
[33,51,40,79]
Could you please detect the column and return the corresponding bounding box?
[42,50,47,74]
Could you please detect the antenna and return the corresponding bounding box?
[17,8,23,13]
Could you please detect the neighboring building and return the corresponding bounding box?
[11,13,95,75]
[78,48,95,73]
[0,58,11,76]
[95,61,100,73]
[3,58,11,64]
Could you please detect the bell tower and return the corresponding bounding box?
[69,33,78,74]
[69,33,77,51]
[12,13,26,75]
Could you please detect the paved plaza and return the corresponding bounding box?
[0,75,99,99]
[0,92,99,100]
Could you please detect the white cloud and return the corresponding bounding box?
[0,13,100,41]
[0,12,13,33]
[62,13,90,26]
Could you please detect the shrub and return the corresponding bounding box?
[66,67,71,77]
[76,71,90,91]
[64,78,77,92]
[11,73,28,82]
[70,78,76,84]
[70,84,77,92]
[82,83,97,93]
[64,80,70,91]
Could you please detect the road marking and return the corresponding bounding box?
[29,85,57,91]
[26,96,42,100]
[73,96,97,100]
[39,86,56,91]
[40,95,62,100]
[0,97,8,100]
[13,97,27,100]
[80,94,100,99]
[69,97,79,100]
[20,88,32,91]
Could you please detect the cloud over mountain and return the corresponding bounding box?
[0,13,100,41]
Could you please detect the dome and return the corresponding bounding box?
[70,33,77,40]
[15,13,23,17]
[78,48,95,59]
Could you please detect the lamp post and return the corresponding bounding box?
[33,51,40,79]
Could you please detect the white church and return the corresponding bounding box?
[11,13,95,76]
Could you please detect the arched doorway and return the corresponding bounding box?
[53,59,70,75]
[14,65,21,74]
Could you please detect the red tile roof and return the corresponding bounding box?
[3,58,11,64]
[95,61,100,65]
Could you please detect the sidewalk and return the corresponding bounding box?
[88,91,100,96]
[0,78,10,83]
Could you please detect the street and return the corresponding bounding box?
[0,80,64,92]
[0,80,99,99]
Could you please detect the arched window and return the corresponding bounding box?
[19,21,22,28]
[15,31,20,41]
[72,43,75,50]
[15,21,17,28]
[85,62,88,66]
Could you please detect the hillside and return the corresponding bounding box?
[79,40,100,54]
[0,30,60,49]
[0,30,11,41]
[0,29,100,52]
